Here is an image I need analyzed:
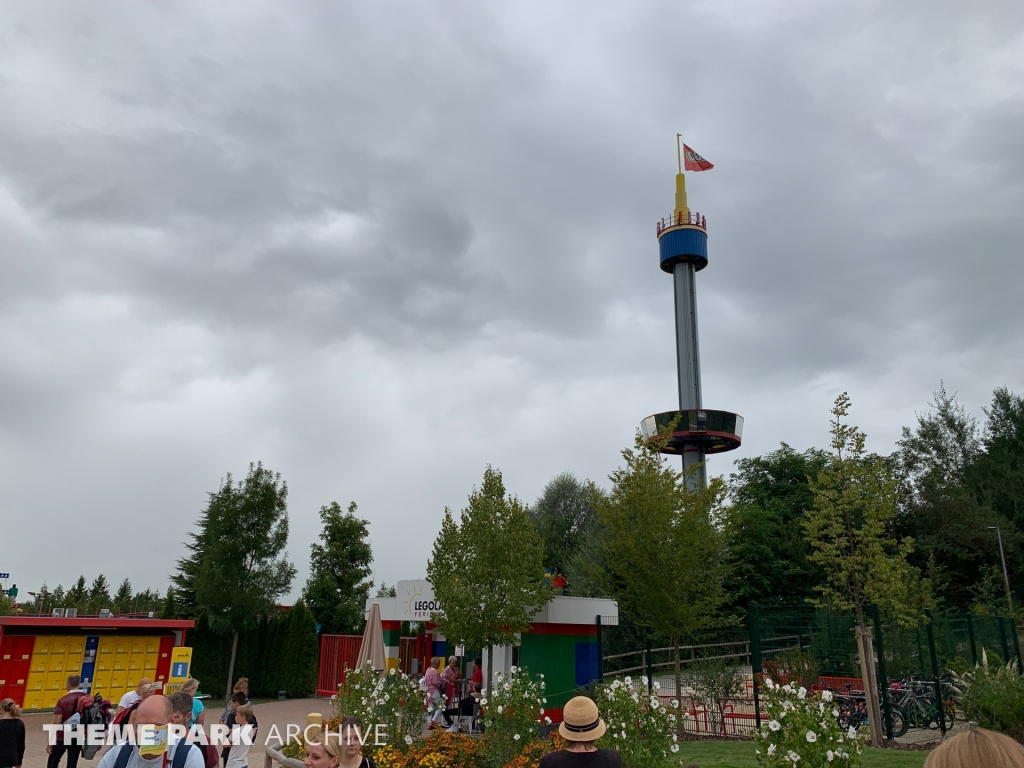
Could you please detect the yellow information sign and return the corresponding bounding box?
[168,647,193,682]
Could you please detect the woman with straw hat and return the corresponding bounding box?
[540,696,622,768]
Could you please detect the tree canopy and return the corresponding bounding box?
[302,501,374,635]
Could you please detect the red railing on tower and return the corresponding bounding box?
[656,211,707,235]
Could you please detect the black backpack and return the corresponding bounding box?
[79,695,106,760]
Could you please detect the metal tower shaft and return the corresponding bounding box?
[673,261,706,486]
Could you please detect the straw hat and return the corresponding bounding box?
[558,696,606,741]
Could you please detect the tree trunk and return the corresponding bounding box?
[855,625,882,748]
[225,629,240,701]
[486,644,494,698]
[673,635,683,732]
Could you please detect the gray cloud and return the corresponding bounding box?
[1,0,1023,597]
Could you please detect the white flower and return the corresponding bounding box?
[788,750,801,762]
[510,666,518,673]
[404,735,414,745]
[806,731,817,743]
[504,683,511,691]
[612,733,619,739]
[783,684,793,693]
[672,734,678,742]
[544,717,551,724]
[798,687,807,699]
[670,699,679,708]
[653,681,661,690]
[513,734,520,741]
[650,696,660,709]
[826,750,834,762]
[389,668,396,675]
[847,726,857,739]
[764,678,774,689]
[670,745,679,753]
[822,690,833,703]
[540,709,545,715]
[480,698,488,706]
[542,698,547,704]
[769,720,781,732]
[539,673,544,679]
[832,708,840,718]
[497,705,503,714]
[624,676,632,684]
[767,744,776,756]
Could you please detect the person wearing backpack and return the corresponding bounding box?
[47,676,89,768]
[97,696,203,768]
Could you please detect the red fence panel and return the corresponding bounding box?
[317,634,362,696]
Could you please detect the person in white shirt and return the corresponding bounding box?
[98,696,204,768]
[115,679,152,716]
[225,706,254,768]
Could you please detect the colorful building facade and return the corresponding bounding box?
[0,616,194,710]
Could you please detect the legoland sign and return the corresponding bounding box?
[398,580,442,620]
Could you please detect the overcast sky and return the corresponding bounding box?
[2,1,1023,603]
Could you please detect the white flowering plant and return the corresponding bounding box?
[754,679,865,767]
[332,662,426,755]
[595,677,678,768]
[481,666,547,768]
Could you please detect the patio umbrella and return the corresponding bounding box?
[357,601,387,673]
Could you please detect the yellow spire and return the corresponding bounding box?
[674,134,688,216]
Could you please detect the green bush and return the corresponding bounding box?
[956,650,1024,742]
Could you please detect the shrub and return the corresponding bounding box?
[954,650,1024,742]
[332,662,427,756]
[595,676,678,768]
[482,666,547,768]
[754,679,864,767]
[688,660,747,734]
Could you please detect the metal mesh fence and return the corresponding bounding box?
[595,607,1022,741]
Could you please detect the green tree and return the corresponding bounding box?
[302,502,373,635]
[427,466,551,687]
[67,576,88,608]
[725,444,828,610]
[113,579,133,614]
[529,473,600,590]
[804,393,933,746]
[188,462,296,699]
[375,583,397,598]
[284,601,320,696]
[896,385,1014,610]
[160,588,177,619]
[595,431,732,723]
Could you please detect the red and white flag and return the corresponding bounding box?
[683,144,714,172]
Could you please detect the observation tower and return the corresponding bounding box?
[640,138,742,488]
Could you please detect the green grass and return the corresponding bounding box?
[675,740,929,768]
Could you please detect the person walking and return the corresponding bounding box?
[115,679,152,718]
[440,657,460,707]
[423,658,443,728]
[47,676,89,768]
[0,699,26,768]
[538,696,622,768]
[179,680,204,727]
[224,705,254,768]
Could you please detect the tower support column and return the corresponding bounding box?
[673,260,705,489]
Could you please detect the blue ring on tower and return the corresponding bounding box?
[658,226,707,273]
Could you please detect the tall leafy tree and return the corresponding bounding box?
[189,462,296,698]
[88,575,111,612]
[427,466,551,687]
[725,444,828,610]
[595,431,732,722]
[302,502,374,635]
[804,393,933,747]
[529,473,600,590]
[896,385,1014,610]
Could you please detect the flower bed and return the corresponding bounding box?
[754,678,865,767]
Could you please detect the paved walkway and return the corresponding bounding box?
[19,698,333,768]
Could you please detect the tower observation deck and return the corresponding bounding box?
[641,140,742,488]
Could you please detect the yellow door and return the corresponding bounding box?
[65,653,82,675]
[112,671,127,690]
[50,655,66,673]
[26,672,44,693]
[33,636,52,656]
[144,652,159,673]
[31,654,49,674]
[51,637,68,656]
[67,636,86,657]
[115,637,132,656]
[44,671,65,692]
[130,637,146,656]
[23,690,43,710]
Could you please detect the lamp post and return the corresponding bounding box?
[989,526,1014,615]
